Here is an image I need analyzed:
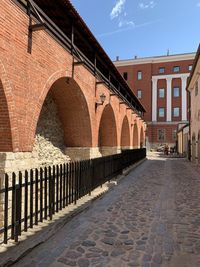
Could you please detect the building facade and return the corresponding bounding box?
[114,53,195,149]
[177,123,189,157]
[187,45,200,163]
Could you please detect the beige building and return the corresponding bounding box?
[177,123,189,157]
[187,44,200,163]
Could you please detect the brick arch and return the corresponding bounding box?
[98,104,117,147]
[30,71,92,149]
[0,60,19,151]
[0,79,13,151]
[51,77,92,147]
[133,123,139,148]
[140,126,145,148]
[121,116,130,148]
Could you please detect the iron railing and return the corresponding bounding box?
[0,148,146,244]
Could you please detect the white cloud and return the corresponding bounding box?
[97,20,160,38]
[110,0,135,29]
[197,2,200,7]
[110,0,126,19]
[139,1,156,9]
[118,20,135,27]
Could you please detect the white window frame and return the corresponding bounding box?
[173,66,180,73]
[158,107,165,118]
[159,67,165,74]
[173,87,180,97]
[173,107,180,117]
[137,89,142,99]
[137,71,142,80]
[159,88,165,98]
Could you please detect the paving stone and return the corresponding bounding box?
[110,248,125,257]
[77,258,90,267]
[121,230,130,234]
[82,240,96,247]
[57,257,76,266]
[65,250,82,259]
[124,240,134,245]
[77,247,85,253]
[85,252,101,258]
[101,238,115,245]
[88,247,103,253]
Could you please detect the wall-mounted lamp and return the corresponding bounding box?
[95,93,106,110]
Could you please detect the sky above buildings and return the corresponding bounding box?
[70,0,200,61]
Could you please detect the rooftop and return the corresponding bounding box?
[114,52,196,66]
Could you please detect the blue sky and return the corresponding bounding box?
[70,0,200,61]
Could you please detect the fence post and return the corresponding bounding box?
[14,172,22,242]
[3,174,8,244]
[0,171,4,240]
[49,166,53,220]
[89,159,93,196]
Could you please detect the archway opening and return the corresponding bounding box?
[0,79,12,151]
[140,127,145,148]
[121,116,130,150]
[133,124,139,148]
[98,104,118,156]
[198,131,200,164]
[33,77,92,164]
[192,133,196,162]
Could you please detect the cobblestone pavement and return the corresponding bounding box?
[13,154,200,267]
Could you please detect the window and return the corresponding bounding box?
[158,129,165,141]
[173,66,180,73]
[123,72,128,81]
[195,81,198,96]
[173,87,180,97]
[188,65,192,71]
[137,71,142,80]
[137,89,142,99]
[158,107,165,117]
[173,107,180,117]
[172,129,177,141]
[159,88,165,98]
[159,67,165,74]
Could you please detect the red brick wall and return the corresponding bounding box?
[117,63,152,122]
[0,0,145,152]
[148,124,177,144]
[152,60,193,75]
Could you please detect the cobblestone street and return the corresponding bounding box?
[13,154,200,267]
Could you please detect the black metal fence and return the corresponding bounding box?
[0,148,146,244]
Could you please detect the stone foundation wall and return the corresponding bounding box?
[99,147,121,157]
[33,92,70,167]
[65,147,102,161]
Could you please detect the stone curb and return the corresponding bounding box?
[0,158,146,267]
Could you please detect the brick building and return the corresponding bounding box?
[114,53,195,149]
